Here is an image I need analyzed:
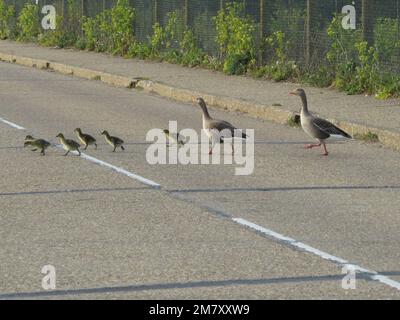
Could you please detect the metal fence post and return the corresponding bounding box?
[81,0,87,17]
[81,0,87,36]
[362,0,374,46]
[154,0,158,24]
[397,0,400,42]
[259,0,264,65]
[62,0,67,28]
[305,0,311,66]
[305,0,316,67]
[185,0,189,29]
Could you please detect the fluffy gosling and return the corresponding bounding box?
[101,130,125,152]
[24,136,51,156]
[56,133,81,156]
[163,129,186,147]
[74,128,97,150]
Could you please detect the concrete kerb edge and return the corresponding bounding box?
[2,52,400,151]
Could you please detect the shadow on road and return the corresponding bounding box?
[0,187,151,197]
[169,185,400,194]
[1,272,395,299]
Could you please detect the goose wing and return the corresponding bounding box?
[208,119,247,139]
[82,133,96,143]
[36,139,51,148]
[67,139,81,149]
[312,117,352,138]
[112,136,124,145]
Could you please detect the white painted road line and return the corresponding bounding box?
[80,153,161,189]
[2,115,400,292]
[0,117,25,130]
[51,143,161,189]
[233,218,400,291]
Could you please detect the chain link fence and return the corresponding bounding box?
[4,0,400,72]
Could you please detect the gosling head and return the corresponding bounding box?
[56,133,64,139]
[74,128,82,134]
[25,135,35,141]
[101,130,108,136]
[163,129,170,135]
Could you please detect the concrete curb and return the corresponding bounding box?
[1,52,400,151]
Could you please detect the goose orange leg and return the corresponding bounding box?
[322,143,329,156]
[209,137,215,155]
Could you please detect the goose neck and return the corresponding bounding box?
[200,102,211,119]
[300,94,309,114]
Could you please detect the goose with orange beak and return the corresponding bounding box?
[290,88,352,156]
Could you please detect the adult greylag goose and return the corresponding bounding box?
[290,88,352,156]
[196,97,247,155]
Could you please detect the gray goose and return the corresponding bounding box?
[197,97,247,155]
[290,88,352,156]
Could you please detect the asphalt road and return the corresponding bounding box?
[1,62,400,299]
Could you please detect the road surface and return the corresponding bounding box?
[0,62,400,299]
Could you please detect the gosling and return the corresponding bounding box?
[163,129,186,147]
[101,130,125,152]
[74,128,97,150]
[24,136,51,156]
[56,133,81,156]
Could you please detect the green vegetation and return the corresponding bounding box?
[256,31,298,81]
[0,0,15,40]
[214,2,256,75]
[16,2,40,41]
[39,0,82,48]
[149,10,183,60]
[354,131,379,143]
[180,30,205,67]
[2,0,400,98]
[374,18,400,65]
[326,14,400,98]
[287,114,301,128]
[82,0,135,55]
[269,7,306,62]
